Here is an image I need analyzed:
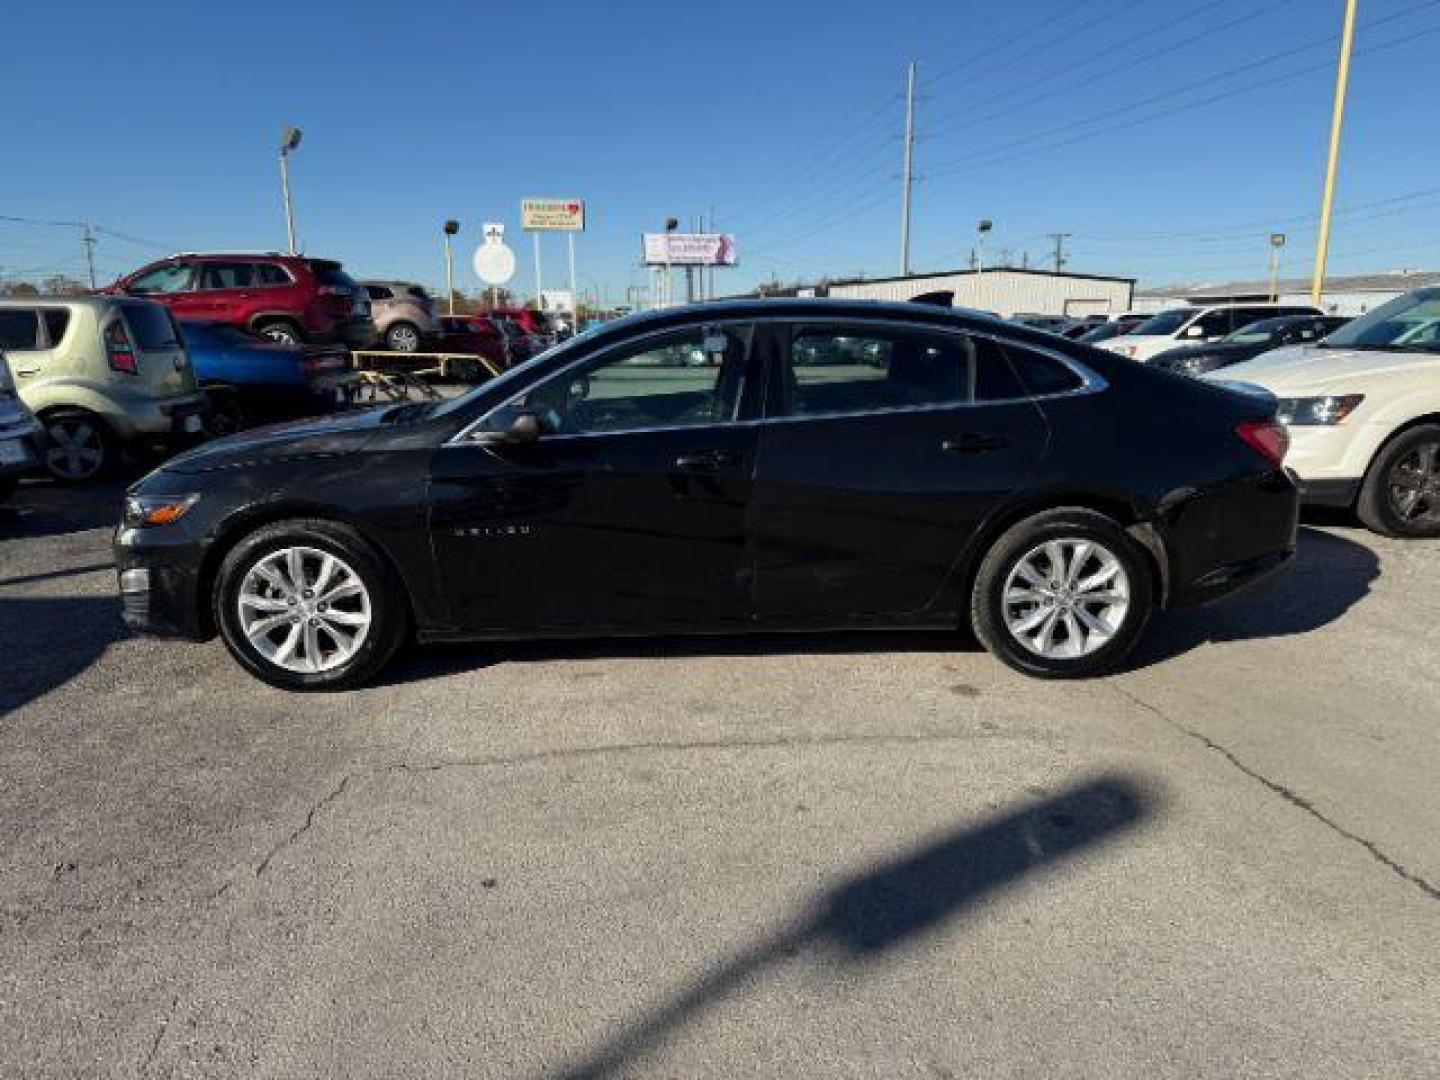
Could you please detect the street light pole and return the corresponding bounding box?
[1311,0,1359,308]
[279,127,303,255]
[1269,233,1287,303]
[442,220,460,316]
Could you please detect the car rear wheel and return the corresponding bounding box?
[214,520,408,691]
[385,321,422,353]
[255,319,304,346]
[42,411,115,484]
[1357,424,1440,538]
[971,508,1153,679]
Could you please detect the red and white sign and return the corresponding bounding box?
[642,233,738,267]
[521,199,585,231]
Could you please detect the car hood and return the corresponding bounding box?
[163,405,396,473]
[1207,344,1440,394]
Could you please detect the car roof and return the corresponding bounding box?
[599,297,1010,333]
[0,296,135,310]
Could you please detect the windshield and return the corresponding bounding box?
[1224,317,1290,344]
[1132,309,1194,336]
[1320,288,1440,350]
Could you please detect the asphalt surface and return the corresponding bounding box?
[1,478,1437,1078]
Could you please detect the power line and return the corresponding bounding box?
[923,0,1295,141]
[923,17,1440,180]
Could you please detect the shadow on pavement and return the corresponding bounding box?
[552,774,1152,1079]
[383,526,1377,687]
[1125,525,1379,671]
[0,596,127,716]
[376,628,980,688]
[0,478,129,540]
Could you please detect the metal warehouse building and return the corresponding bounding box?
[816,267,1135,317]
[1135,270,1440,317]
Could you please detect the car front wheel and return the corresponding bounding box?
[214,520,408,690]
[1357,424,1440,538]
[971,508,1154,679]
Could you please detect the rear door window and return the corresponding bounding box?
[365,285,393,300]
[197,262,256,290]
[121,303,182,351]
[0,309,41,350]
[780,325,971,417]
[256,263,293,287]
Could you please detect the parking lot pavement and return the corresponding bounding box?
[1,480,1438,1078]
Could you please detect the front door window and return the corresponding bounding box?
[487,324,752,436]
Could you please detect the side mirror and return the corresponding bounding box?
[474,410,543,445]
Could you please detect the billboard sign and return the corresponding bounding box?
[642,233,738,267]
[521,199,585,231]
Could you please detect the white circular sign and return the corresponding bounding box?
[473,237,517,286]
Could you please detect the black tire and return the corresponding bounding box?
[970,508,1154,679]
[1356,424,1440,538]
[254,318,304,346]
[385,321,422,353]
[0,475,17,504]
[40,410,116,484]
[214,519,409,691]
[203,387,246,437]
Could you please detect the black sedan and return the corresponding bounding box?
[115,299,1300,690]
[1149,315,1350,377]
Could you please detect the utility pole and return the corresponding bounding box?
[81,224,97,289]
[1312,0,1359,308]
[899,60,917,277]
[1048,232,1071,273]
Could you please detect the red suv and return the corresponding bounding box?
[106,254,376,347]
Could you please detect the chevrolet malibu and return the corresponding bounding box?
[115,299,1300,690]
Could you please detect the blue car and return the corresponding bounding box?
[179,321,356,433]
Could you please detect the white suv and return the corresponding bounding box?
[1207,286,1440,537]
[1098,303,1321,363]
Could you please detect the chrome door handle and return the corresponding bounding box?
[942,433,1011,454]
[675,450,740,471]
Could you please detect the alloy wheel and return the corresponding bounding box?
[388,324,420,352]
[44,418,106,481]
[1002,538,1131,660]
[1387,438,1440,525]
[237,546,372,674]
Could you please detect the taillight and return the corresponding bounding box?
[105,319,138,375]
[1236,419,1289,467]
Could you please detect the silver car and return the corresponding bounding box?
[362,281,440,353]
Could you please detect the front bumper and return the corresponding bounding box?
[115,501,213,640]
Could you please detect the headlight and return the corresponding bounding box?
[124,493,200,528]
[1275,394,1364,426]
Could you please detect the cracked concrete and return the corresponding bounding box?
[2,482,1438,1078]
[1111,682,1440,903]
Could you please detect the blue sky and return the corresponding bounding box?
[2,0,1438,302]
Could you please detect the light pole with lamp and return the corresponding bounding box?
[975,219,993,308]
[278,127,302,255]
[442,220,460,316]
[1269,233,1287,302]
